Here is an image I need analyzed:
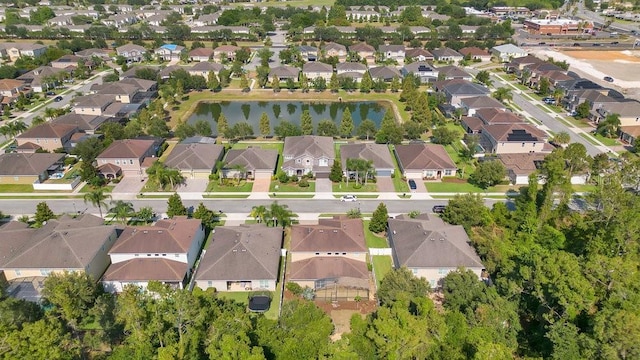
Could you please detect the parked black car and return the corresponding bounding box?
[604,76,614,82]
[432,205,446,214]
[408,179,417,190]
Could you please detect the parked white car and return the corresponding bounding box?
[340,194,357,202]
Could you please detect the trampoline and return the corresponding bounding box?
[248,295,271,312]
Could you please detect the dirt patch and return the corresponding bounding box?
[314,301,377,341]
[560,50,640,62]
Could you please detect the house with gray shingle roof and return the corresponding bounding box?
[302,62,333,82]
[0,152,65,184]
[282,135,334,177]
[436,65,472,81]
[379,44,405,62]
[459,96,506,116]
[73,95,115,116]
[431,47,464,62]
[387,213,484,288]
[434,79,490,107]
[0,214,118,290]
[188,61,224,78]
[194,224,283,292]
[16,123,77,152]
[340,143,395,177]
[298,45,318,62]
[491,44,528,62]
[480,123,550,154]
[164,142,224,179]
[402,61,438,83]
[369,65,402,82]
[96,138,159,177]
[337,62,367,83]
[222,147,278,180]
[394,143,457,180]
[269,65,300,81]
[116,44,147,62]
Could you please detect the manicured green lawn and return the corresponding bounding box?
[579,133,619,146]
[80,184,114,193]
[207,180,254,192]
[141,180,175,192]
[159,141,177,162]
[363,220,388,248]
[216,290,280,319]
[270,181,315,192]
[573,184,597,193]
[425,180,518,193]
[332,182,377,192]
[216,291,250,303]
[270,194,314,198]
[372,256,393,288]
[232,142,284,151]
[0,184,34,193]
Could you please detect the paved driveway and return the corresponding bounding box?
[252,178,271,193]
[179,178,208,193]
[376,176,394,192]
[315,178,332,193]
[113,177,145,194]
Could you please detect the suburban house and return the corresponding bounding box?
[405,48,434,62]
[379,44,406,63]
[75,48,110,61]
[459,96,506,116]
[50,55,86,69]
[188,62,224,78]
[394,143,457,179]
[564,89,617,113]
[0,153,65,185]
[369,66,402,82]
[102,217,206,293]
[302,62,333,82]
[222,147,278,180]
[1,42,47,61]
[213,45,240,62]
[51,113,111,134]
[431,47,464,63]
[0,79,27,98]
[491,44,528,62]
[155,44,186,61]
[269,65,300,82]
[194,224,283,292]
[336,62,367,83]
[435,79,490,107]
[402,61,438,83]
[387,213,485,288]
[322,43,347,63]
[462,107,525,134]
[16,123,77,152]
[73,95,115,116]
[116,44,147,62]
[592,100,640,126]
[282,135,335,177]
[480,123,550,154]
[96,138,160,177]
[17,66,69,93]
[459,47,492,62]
[288,217,369,301]
[498,153,547,185]
[436,65,473,81]
[89,82,141,104]
[192,13,219,26]
[188,47,215,62]
[298,45,318,62]
[340,143,395,177]
[349,42,376,65]
[0,214,118,285]
[164,142,224,179]
[505,55,544,73]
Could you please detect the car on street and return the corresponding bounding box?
[542,97,555,104]
[54,96,63,102]
[340,194,357,202]
[408,179,417,190]
[432,205,446,214]
[611,41,619,45]
[573,43,581,46]
[592,43,601,46]
[604,76,614,82]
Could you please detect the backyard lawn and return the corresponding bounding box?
[270,181,315,192]
[363,220,388,248]
[372,256,393,288]
[332,182,377,192]
[216,289,280,320]
[206,180,254,192]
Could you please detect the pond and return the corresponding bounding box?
[187,101,389,136]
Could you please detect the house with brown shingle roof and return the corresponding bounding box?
[498,153,547,184]
[89,82,140,103]
[405,48,434,62]
[322,43,347,62]
[0,79,26,98]
[96,138,160,177]
[394,143,457,180]
[349,42,376,65]
[213,45,240,63]
[194,224,283,292]
[480,123,550,154]
[16,123,78,152]
[188,47,215,62]
[101,217,205,293]
[459,46,491,62]
[431,47,464,62]
[0,214,118,285]
[222,147,278,180]
[51,113,112,134]
[288,217,369,301]
[459,96,506,116]
[436,65,473,81]
[116,44,147,62]
[387,213,484,288]
[188,61,224,78]
[282,135,334,177]
[0,152,65,185]
[369,65,402,82]
[73,95,115,116]
[164,142,224,179]
[340,143,395,177]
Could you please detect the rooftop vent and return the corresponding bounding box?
[143,230,148,234]
[440,238,445,241]
[393,230,396,234]
[333,230,338,233]
[430,238,435,241]
[319,229,324,233]
[158,230,163,234]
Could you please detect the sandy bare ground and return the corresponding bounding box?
[530,49,640,96]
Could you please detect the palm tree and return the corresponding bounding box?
[492,87,512,103]
[250,205,267,223]
[146,161,184,190]
[10,121,27,135]
[83,187,111,218]
[553,132,571,147]
[553,87,565,106]
[166,168,185,189]
[266,202,296,228]
[597,113,621,138]
[109,200,134,224]
[520,68,532,86]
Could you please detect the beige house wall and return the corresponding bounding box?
[75,107,104,116]
[619,116,640,127]
[290,252,367,262]
[290,279,315,289]
[16,137,66,152]
[0,175,39,184]
[494,141,546,154]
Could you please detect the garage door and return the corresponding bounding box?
[254,171,272,179]
[376,169,393,177]
[405,171,423,179]
[315,171,330,179]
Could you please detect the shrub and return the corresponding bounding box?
[209,173,219,181]
[286,282,303,296]
[408,210,420,218]
[298,178,309,187]
[290,175,299,183]
[64,157,77,166]
[277,171,289,183]
[390,171,396,178]
[111,178,121,184]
